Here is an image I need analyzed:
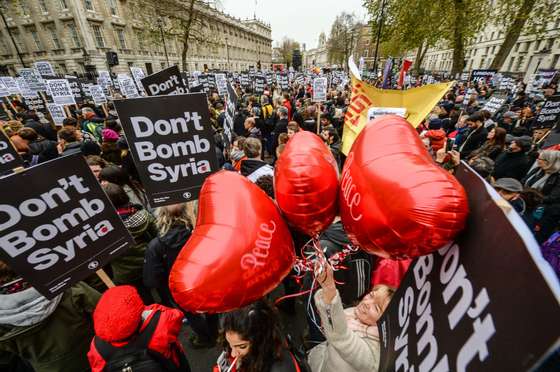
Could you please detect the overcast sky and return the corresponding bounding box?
[221,0,369,49]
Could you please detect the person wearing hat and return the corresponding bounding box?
[494,178,526,215]
[493,136,532,181]
[87,285,190,372]
[498,111,517,133]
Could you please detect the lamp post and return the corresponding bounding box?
[0,6,26,67]
[156,18,170,67]
[225,36,231,71]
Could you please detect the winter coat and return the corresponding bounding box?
[424,129,446,152]
[24,119,57,141]
[273,118,289,149]
[240,159,274,183]
[318,222,374,306]
[61,141,84,157]
[459,126,488,158]
[144,224,192,306]
[308,290,380,372]
[493,151,531,181]
[0,282,101,372]
[112,206,158,285]
[88,304,186,372]
[26,138,58,164]
[468,141,504,161]
[523,169,560,201]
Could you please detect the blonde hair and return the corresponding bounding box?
[155,201,197,236]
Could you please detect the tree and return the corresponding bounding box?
[327,12,362,68]
[135,0,222,71]
[364,0,488,74]
[490,0,558,70]
[277,38,300,65]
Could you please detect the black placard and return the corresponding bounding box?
[481,94,507,115]
[66,76,84,104]
[378,164,560,372]
[0,154,134,299]
[114,93,219,206]
[141,65,187,96]
[470,69,498,84]
[0,129,24,173]
[535,95,560,129]
[224,82,238,145]
[254,75,266,95]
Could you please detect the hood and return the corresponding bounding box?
[320,221,351,247]
[240,159,270,176]
[124,208,152,236]
[0,286,62,335]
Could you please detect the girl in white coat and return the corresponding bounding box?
[308,263,394,372]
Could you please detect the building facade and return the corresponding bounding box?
[353,25,375,69]
[0,0,272,76]
[408,20,560,80]
[304,32,328,69]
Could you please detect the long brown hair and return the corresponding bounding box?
[490,127,507,148]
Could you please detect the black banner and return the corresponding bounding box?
[0,129,24,173]
[141,65,187,96]
[224,82,238,145]
[0,154,134,299]
[114,93,219,206]
[481,94,507,116]
[66,76,84,104]
[378,164,560,372]
[470,69,498,84]
[535,95,560,129]
[254,75,266,95]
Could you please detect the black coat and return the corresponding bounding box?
[493,151,531,181]
[523,169,560,202]
[460,126,488,158]
[26,138,58,164]
[144,224,192,307]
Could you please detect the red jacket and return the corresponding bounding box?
[87,304,185,372]
[424,129,447,152]
[283,101,293,121]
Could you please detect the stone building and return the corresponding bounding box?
[353,25,375,69]
[304,32,328,69]
[408,20,560,81]
[0,0,272,76]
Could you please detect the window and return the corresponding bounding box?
[58,0,68,9]
[84,0,93,11]
[0,36,9,55]
[546,38,554,50]
[491,45,496,54]
[136,30,145,50]
[38,0,48,12]
[552,54,560,69]
[11,30,26,52]
[19,0,29,15]
[29,28,43,50]
[67,22,81,47]
[514,43,520,52]
[116,28,126,49]
[480,58,485,69]
[160,62,166,70]
[516,56,525,71]
[47,25,62,49]
[91,24,105,47]
[507,57,515,71]
[107,0,118,15]
[58,62,67,74]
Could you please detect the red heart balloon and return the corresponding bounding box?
[340,115,469,259]
[169,171,295,313]
[275,131,339,236]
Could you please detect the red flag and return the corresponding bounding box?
[397,59,413,89]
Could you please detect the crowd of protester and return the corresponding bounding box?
[0,71,558,372]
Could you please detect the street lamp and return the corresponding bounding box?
[156,18,170,68]
[372,0,387,75]
[225,36,231,71]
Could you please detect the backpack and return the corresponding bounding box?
[82,120,104,142]
[94,311,177,372]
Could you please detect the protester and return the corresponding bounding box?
[86,155,107,179]
[493,137,532,181]
[468,127,507,161]
[87,285,190,372]
[494,178,527,216]
[99,165,150,210]
[308,263,394,372]
[13,127,58,165]
[230,136,248,171]
[215,300,300,372]
[240,138,274,182]
[459,112,488,158]
[244,117,262,139]
[0,261,101,372]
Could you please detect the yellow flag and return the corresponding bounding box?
[341,77,454,155]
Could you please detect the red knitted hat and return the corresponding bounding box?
[93,285,145,342]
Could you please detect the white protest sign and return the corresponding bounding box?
[34,61,56,77]
[367,107,407,121]
[312,77,328,102]
[215,73,228,96]
[16,78,38,99]
[46,79,76,106]
[118,76,140,98]
[0,80,9,97]
[130,67,146,94]
[90,85,107,105]
[1,77,20,95]
[47,103,67,126]
[19,68,45,92]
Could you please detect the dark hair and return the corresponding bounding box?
[287,121,299,132]
[255,175,274,198]
[105,119,122,133]
[490,127,507,148]
[220,300,284,372]
[86,155,107,168]
[17,127,39,141]
[467,112,484,124]
[58,127,78,142]
[102,182,129,208]
[63,117,78,127]
[99,165,146,205]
